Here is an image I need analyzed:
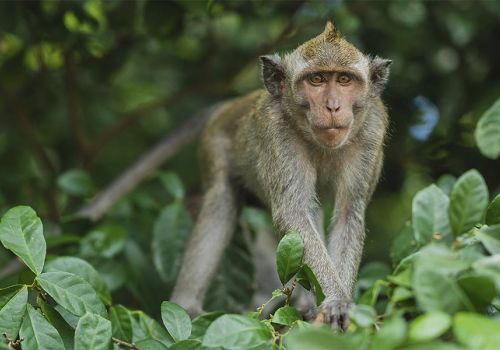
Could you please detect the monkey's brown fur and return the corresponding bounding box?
[171,22,391,330]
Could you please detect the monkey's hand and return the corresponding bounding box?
[313,298,354,331]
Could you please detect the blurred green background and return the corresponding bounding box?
[1,0,499,314]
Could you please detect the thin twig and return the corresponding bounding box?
[112,337,138,349]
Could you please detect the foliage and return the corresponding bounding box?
[1,0,500,349]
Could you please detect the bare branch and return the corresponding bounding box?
[76,102,226,221]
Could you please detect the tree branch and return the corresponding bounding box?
[77,102,226,221]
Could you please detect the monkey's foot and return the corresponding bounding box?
[313,299,354,331]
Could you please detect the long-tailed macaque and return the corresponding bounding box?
[171,21,391,330]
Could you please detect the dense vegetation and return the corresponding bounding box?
[1,1,500,349]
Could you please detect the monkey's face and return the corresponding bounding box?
[295,66,368,149]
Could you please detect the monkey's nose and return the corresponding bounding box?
[326,101,341,113]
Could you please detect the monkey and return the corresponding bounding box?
[170,21,391,330]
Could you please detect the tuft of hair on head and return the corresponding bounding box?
[322,20,342,42]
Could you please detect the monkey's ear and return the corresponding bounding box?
[370,56,392,95]
[260,54,285,98]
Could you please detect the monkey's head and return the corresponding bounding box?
[260,21,391,149]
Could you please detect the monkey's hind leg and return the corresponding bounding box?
[170,176,238,316]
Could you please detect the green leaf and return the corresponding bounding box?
[132,311,174,347]
[436,174,457,196]
[19,304,64,350]
[457,273,497,310]
[486,194,500,225]
[57,169,95,197]
[75,313,112,350]
[449,169,489,235]
[476,224,500,254]
[408,311,451,342]
[285,327,366,350]
[36,271,107,317]
[349,304,376,328]
[202,315,273,349]
[390,222,418,264]
[369,315,407,350]
[80,225,128,259]
[169,339,207,350]
[276,231,304,285]
[412,185,452,244]
[190,311,223,340]
[37,299,74,350]
[45,256,111,305]
[161,301,192,341]
[135,338,169,350]
[0,286,28,340]
[475,97,500,159]
[272,306,302,326]
[413,268,472,313]
[296,264,325,305]
[453,312,500,349]
[0,206,46,275]
[157,171,185,199]
[152,202,192,286]
[110,305,133,343]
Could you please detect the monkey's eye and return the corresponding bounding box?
[308,73,326,85]
[338,74,352,85]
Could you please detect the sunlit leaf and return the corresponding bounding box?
[161,301,191,341]
[75,313,112,350]
[36,272,107,317]
[449,170,488,235]
[202,314,273,349]
[0,286,28,340]
[276,231,304,285]
[0,206,46,275]
[19,304,64,350]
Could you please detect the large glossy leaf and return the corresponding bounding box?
[276,231,304,285]
[453,312,500,349]
[408,311,451,342]
[0,286,28,340]
[75,313,112,350]
[485,194,500,225]
[110,304,133,343]
[349,304,377,328]
[449,170,488,235]
[45,256,111,305]
[19,304,64,350]
[0,206,46,275]
[475,97,500,159]
[161,301,191,341]
[152,201,192,286]
[202,314,273,349]
[412,185,452,244]
[36,271,107,317]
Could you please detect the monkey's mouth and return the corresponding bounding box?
[312,125,350,146]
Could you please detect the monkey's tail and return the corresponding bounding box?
[76,101,228,222]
